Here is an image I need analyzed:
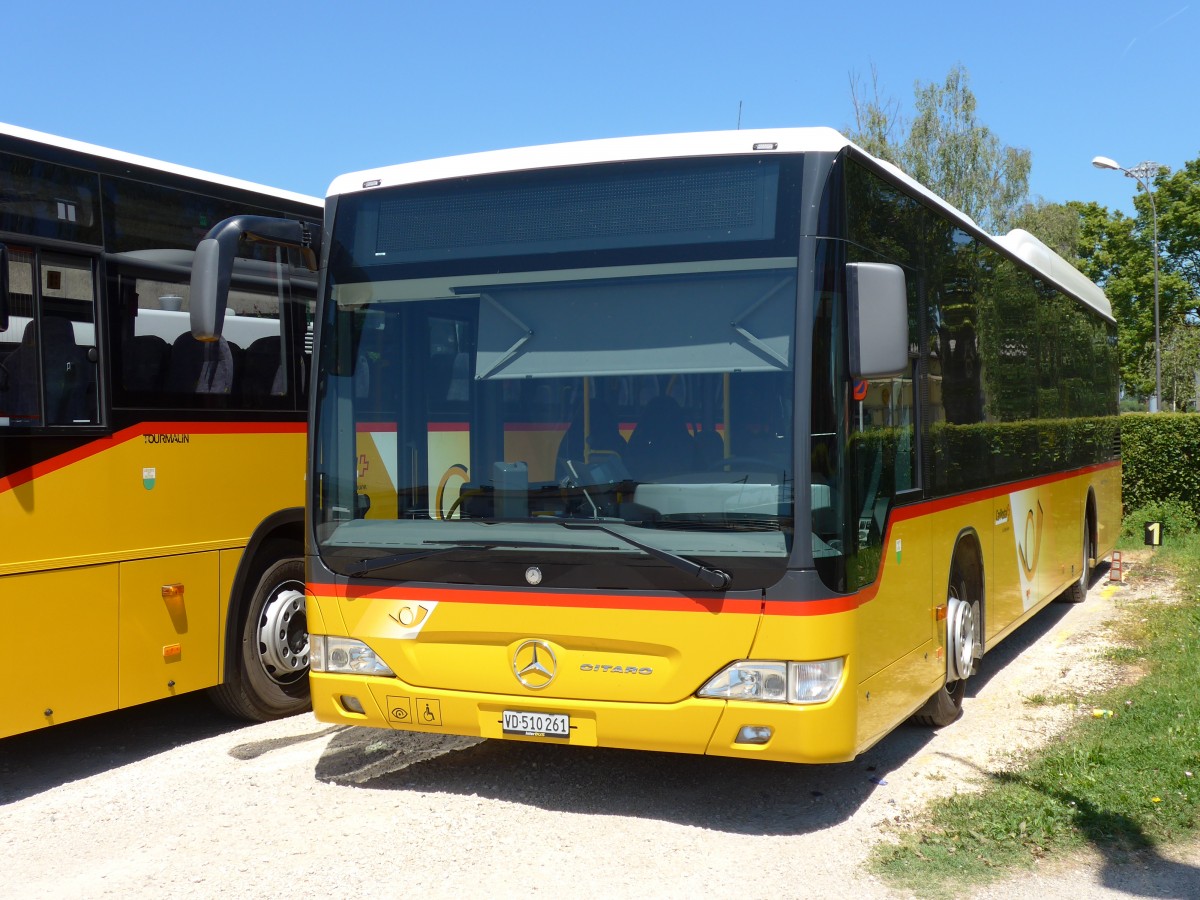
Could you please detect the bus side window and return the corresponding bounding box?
[849,373,915,554]
[40,315,93,423]
[0,319,40,423]
[122,334,170,393]
[0,316,93,425]
[242,336,285,402]
[166,333,234,394]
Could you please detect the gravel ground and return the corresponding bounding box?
[2,558,1198,899]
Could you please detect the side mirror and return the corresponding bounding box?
[846,262,909,379]
[190,236,231,341]
[190,215,321,341]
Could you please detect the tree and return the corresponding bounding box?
[846,66,1200,408]
[1155,158,1200,321]
[1011,199,1084,262]
[1074,162,1200,404]
[848,63,1031,234]
[1159,323,1200,411]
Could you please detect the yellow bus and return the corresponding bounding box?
[0,123,322,738]
[193,128,1120,763]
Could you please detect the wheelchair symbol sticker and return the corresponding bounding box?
[416,698,443,726]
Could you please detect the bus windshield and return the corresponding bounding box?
[314,156,802,591]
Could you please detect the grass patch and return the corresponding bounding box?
[1022,692,1076,708]
[1102,645,1144,666]
[872,533,1200,894]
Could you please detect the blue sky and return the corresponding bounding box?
[4,1,1194,221]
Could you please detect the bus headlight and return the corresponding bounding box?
[698,658,843,705]
[310,635,395,676]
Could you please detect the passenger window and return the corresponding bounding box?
[113,250,310,410]
[0,248,98,427]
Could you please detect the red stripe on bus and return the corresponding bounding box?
[0,421,304,494]
[889,459,1121,524]
[306,458,1119,618]
[328,582,763,614]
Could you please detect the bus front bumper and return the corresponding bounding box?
[309,671,861,764]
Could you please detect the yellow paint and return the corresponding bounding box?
[309,464,1120,763]
[0,427,304,738]
[0,565,119,736]
[118,552,220,708]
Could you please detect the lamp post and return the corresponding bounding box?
[1092,155,1166,411]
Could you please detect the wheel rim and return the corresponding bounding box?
[1080,528,1091,592]
[257,583,309,684]
[946,588,976,683]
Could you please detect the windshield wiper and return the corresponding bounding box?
[345,544,489,577]
[344,537,606,577]
[554,521,731,591]
[343,526,730,590]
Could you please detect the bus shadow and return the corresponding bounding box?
[0,694,244,806]
[965,563,1115,700]
[965,594,1078,698]
[315,730,918,835]
[308,694,958,836]
[309,583,1103,835]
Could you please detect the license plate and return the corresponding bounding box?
[502,710,569,738]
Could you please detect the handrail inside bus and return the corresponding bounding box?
[109,248,318,292]
[0,242,8,332]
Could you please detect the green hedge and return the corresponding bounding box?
[1121,413,1200,523]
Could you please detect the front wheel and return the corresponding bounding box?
[209,556,310,721]
[913,562,980,727]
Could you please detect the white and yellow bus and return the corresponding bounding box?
[0,123,322,738]
[193,128,1120,763]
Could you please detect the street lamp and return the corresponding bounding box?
[1092,155,1166,412]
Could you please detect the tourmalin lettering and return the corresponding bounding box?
[143,433,191,444]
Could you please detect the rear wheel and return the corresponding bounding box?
[209,555,310,721]
[1060,517,1094,604]
[913,558,981,727]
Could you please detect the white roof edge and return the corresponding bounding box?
[0,121,322,209]
[328,127,1108,318]
[326,127,852,197]
[994,229,1113,321]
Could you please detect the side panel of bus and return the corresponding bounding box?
[0,425,305,737]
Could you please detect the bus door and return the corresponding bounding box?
[0,245,108,736]
[0,246,100,427]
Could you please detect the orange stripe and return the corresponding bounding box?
[889,459,1120,524]
[309,459,1119,618]
[321,581,763,614]
[0,421,304,495]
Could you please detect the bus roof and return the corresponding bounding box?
[327,127,852,196]
[0,121,322,209]
[994,229,1112,321]
[328,127,1112,322]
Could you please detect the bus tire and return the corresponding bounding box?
[209,555,310,721]
[1060,512,1095,604]
[913,553,981,728]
